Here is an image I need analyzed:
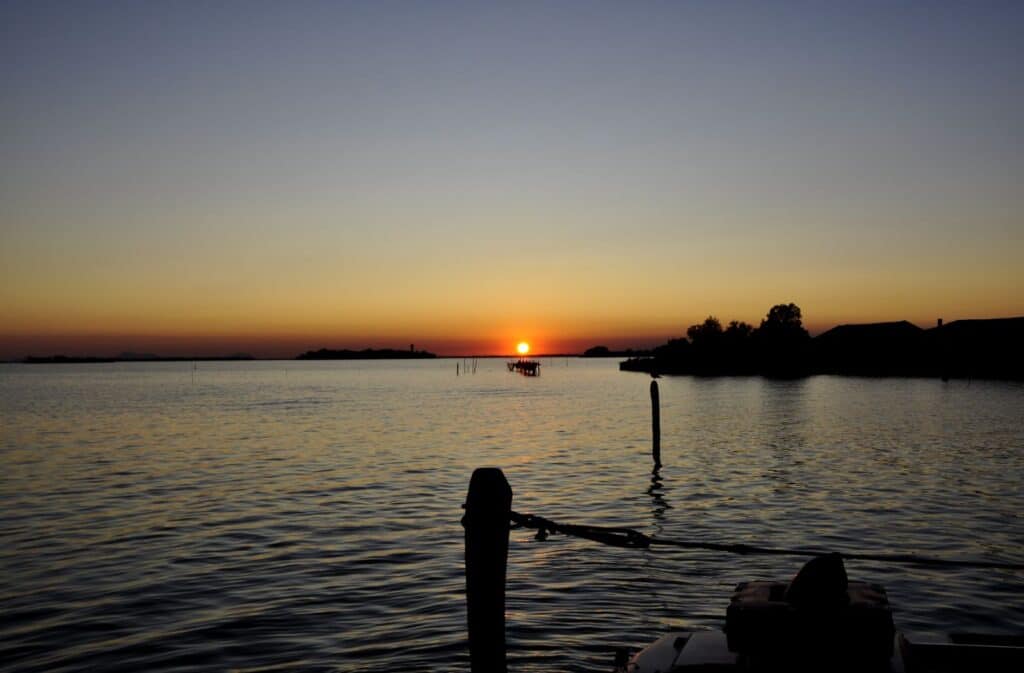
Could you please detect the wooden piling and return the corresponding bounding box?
[463,467,512,673]
[650,380,661,467]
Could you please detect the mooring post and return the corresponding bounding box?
[463,467,512,673]
[650,380,661,467]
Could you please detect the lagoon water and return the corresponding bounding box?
[1,359,1022,672]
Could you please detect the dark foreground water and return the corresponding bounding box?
[1,359,1022,672]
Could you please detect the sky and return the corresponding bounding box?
[2,1,1022,358]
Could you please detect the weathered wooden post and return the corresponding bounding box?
[463,467,512,673]
[650,380,661,467]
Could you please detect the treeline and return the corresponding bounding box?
[620,303,1024,380]
[582,346,652,358]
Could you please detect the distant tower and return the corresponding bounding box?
[410,343,414,352]
[937,318,943,328]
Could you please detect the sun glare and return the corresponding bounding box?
[516,341,530,355]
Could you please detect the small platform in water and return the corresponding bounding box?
[507,359,540,376]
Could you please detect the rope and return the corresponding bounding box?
[510,511,650,549]
[508,510,1024,571]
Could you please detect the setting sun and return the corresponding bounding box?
[516,342,530,355]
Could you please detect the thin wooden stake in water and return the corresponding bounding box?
[650,380,661,467]
[464,467,512,673]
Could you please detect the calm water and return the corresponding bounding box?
[1,359,1022,672]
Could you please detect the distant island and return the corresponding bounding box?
[619,303,1024,381]
[24,353,254,364]
[296,347,437,360]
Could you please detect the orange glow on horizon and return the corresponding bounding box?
[3,293,1024,360]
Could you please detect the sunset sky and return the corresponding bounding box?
[2,1,1022,358]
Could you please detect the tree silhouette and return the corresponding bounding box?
[759,303,808,337]
[652,336,690,360]
[755,303,810,376]
[687,316,723,347]
[724,320,754,343]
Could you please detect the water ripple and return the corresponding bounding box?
[1,362,1022,672]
